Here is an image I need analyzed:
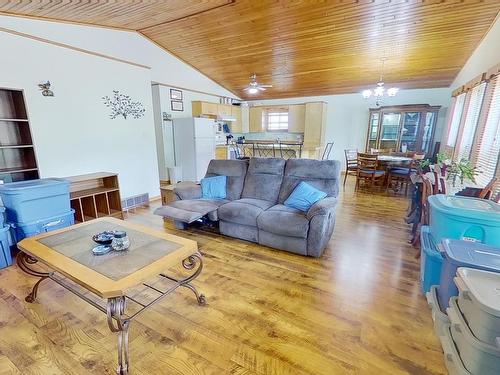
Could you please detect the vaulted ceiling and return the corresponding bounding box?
[1,0,499,99]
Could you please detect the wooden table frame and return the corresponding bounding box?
[16,218,206,375]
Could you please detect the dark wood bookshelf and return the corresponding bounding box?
[0,89,39,183]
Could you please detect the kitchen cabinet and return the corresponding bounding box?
[217,104,232,117]
[303,102,327,148]
[249,107,264,133]
[231,105,242,133]
[192,101,218,116]
[288,104,306,133]
[365,104,440,155]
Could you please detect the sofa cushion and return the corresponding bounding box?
[201,175,227,199]
[257,204,309,238]
[284,181,327,212]
[218,198,274,226]
[242,158,286,203]
[205,159,248,201]
[278,159,340,204]
[154,198,229,223]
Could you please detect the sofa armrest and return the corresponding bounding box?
[174,184,202,200]
[306,197,338,220]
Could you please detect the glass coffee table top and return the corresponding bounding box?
[39,221,182,281]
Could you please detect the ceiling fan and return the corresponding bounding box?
[244,73,272,94]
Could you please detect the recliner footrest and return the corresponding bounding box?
[153,205,205,224]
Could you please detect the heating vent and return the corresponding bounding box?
[121,193,149,210]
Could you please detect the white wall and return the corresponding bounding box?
[250,88,452,167]
[0,30,159,199]
[452,14,500,88]
[0,14,237,99]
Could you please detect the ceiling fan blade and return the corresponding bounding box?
[259,84,273,88]
[258,87,266,91]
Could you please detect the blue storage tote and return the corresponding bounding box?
[0,178,71,223]
[421,225,444,294]
[428,195,500,245]
[0,206,5,227]
[438,239,500,310]
[0,225,12,269]
[11,209,75,242]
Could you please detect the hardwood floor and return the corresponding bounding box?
[0,180,446,375]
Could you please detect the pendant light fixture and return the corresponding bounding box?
[361,58,399,104]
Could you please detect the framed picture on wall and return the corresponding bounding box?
[170,89,183,100]
[171,100,184,111]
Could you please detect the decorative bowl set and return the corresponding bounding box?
[91,230,130,255]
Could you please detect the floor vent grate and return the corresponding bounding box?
[121,193,149,210]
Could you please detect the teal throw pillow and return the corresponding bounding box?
[284,181,327,212]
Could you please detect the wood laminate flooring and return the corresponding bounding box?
[0,180,445,374]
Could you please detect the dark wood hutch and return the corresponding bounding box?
[365,104,441,156]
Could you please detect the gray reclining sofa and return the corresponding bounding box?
[154,157,340,257]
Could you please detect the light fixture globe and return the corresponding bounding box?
[387,87,399,97]
[362,90,372,99]
[248,87,259,94]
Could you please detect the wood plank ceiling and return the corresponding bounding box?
[1,0,499,99]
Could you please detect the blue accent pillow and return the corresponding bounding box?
[284,182,327,212]
[200,175,227,199]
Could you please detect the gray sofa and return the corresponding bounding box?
[154,157,340,257]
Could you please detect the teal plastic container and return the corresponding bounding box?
[420,225,444,294]
[0,178,70,223]
[0,225,12,269]
[11,209,75,242]
[428,195,500,246]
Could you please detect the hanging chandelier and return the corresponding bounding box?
[361,57,399,101]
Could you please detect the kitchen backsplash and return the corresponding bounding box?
[231,132,303,141]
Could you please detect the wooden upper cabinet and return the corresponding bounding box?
[192,101,218,116]
[288,104,306,133]
[303,102,327,148]
[231,105,242,133]
[217,104,232,117]
[249,107,264,133]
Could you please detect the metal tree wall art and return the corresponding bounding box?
[102,90,145,119]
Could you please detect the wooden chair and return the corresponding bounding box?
[343,149,358,186]
[386,160,416,195]
[355,153,386,191]
[479,177,498,199]
[322,142,334,160]
[413,173,435,258]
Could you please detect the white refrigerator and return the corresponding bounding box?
[173,117,216,182]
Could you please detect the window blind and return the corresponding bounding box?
[473,76,500,189]
[455,83,486,161]
[446,93,466,147]
[264,108,289,131]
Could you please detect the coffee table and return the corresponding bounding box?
[16,217,206,374]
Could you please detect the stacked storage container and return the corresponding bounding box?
[0,205,11,269]
[441,268,500,375]
[0,179,75,247]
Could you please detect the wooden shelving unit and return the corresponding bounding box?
[0,88,39,182]
[65,172,123,223]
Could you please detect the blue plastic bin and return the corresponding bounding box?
[438,239,500,310]
[0,178,70,223]
[428,195,500,246]
[420,225,444,294]
[11,209,75,242]
[0,206,5,227]
[0,225,12,269]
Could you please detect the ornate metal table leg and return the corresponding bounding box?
[161,253,206,305]
[16,252,51,303]
[107,297,130,375]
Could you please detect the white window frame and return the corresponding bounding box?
[263,108,289,132]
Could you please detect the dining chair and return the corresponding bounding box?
[413,173,435,258]
[343,149,358,186]
[386,159,416,195]
[479,177,498,199]
[322,142,334,160]
[355,153,386,191]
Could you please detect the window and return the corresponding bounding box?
[264,108,289,131]
[473,76,500,188]
[446,93,466,147]
[455,82,486,161]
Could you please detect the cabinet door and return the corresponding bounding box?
[420,111,437,154]
[217,104,232,117]
[231,106,242,133]
[366,112,380,151]
[379,112,401,151]
[400,112,421,152]
[249,107,264,132]
[304,102,327,147]
[204,102,219,116]
[288,104,305,133]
